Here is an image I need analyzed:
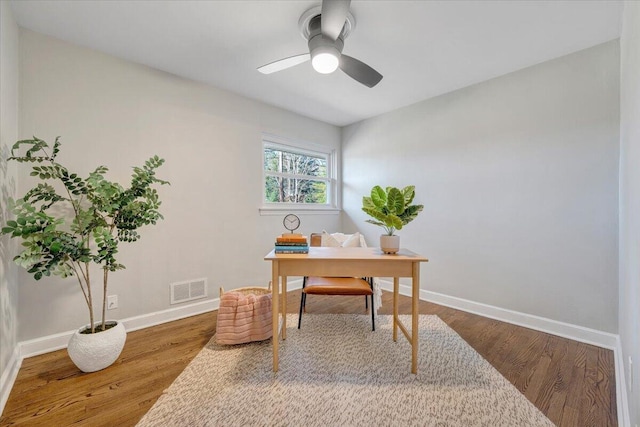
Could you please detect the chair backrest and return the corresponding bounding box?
[300,232,376,331]
[309,232,367,248]
[310,233,323,247]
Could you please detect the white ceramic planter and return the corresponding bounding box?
[67,320,127,372]
[380,234,400,254]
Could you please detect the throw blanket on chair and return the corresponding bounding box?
[216,292,272,345]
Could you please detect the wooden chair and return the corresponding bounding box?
[298,233,375,331]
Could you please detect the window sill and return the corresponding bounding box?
[259,206,341,216]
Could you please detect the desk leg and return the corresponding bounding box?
[282,276,287,340]
[393,277,399,342]
[271,261,279,372]
[412,262,420,374]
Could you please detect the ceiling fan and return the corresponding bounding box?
[257,0,383,88]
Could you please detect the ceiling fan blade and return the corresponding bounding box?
[339,54,383,88]
[257,54,310,74]
[321,0,351,41]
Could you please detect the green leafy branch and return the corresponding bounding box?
[1,137,169,333]
[362,185,423,235]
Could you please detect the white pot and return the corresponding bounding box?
[380,234,400,254]
[67,320,127,372]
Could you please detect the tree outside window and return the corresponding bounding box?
[263,139,333,207]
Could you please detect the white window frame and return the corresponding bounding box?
[260,133,339,214]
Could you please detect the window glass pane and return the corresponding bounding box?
[262,136,335,208]
[265,177,327,204]
[264,147,327,178]
[264,148,280,173]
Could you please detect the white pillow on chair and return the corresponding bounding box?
[341,232,361,247]
[321,231,361,247]
[321,231,342,247]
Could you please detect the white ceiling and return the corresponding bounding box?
[10,0,623,127]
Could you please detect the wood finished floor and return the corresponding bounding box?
[1,290,616,426]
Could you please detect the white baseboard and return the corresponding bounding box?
[19,298,221,359]
[17,278,305,359]
[0,346,21,417]
[614,336,631,427]
[284,278,304,292]
[377,280,629,426]
[378,280,618,349]
[19,330,78,359]
[122,298,219,333]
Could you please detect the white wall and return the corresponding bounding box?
[342,41,620,333]
[4,12,632,421]
[0,0,20,396]
[17,30,341,341]
[619,2,640,424]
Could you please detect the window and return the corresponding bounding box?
[262,134,337,211]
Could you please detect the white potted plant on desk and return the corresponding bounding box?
[1,136,169,372]
[362,185,423,254]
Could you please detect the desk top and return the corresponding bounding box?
[264,246,428,262]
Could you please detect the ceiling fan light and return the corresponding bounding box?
[312,52,339,74]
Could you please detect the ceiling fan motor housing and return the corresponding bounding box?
[307,15,345,72]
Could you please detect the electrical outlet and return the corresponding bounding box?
[107,295,118,310]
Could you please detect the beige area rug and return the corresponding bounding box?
[137,314,554,427]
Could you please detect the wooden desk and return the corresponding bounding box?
[264,247,428,374]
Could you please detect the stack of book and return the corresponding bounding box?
[274,233,309,254]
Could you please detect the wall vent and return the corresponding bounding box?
[170,278,208,305]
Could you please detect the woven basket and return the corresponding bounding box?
[219,282,271,298]
[217,282,273,345]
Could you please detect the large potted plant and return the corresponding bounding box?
[1,137,169,372]
[362,185,423,254]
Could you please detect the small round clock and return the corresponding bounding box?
[283,214,301,233]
